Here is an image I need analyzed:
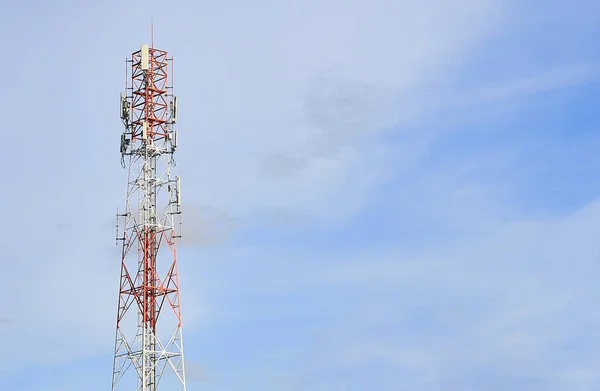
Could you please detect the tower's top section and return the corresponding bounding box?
[119,43,177,162]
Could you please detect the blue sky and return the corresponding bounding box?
[1,0,600,390]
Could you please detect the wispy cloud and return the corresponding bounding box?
[236,200,600,389]
[174,0,507,222]
[0,316,12,325]
[180,204,238,247]
[477,63,600,102]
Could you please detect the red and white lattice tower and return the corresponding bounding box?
[112,40,186,391]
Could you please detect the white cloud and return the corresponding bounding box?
[175,0,508,221]
[256,199,600,389]
[476,63,600,102]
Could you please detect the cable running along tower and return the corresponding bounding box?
[112,41,186,391]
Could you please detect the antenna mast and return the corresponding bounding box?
[112,37,186,391]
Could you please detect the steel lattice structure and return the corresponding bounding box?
[112,42,186,391]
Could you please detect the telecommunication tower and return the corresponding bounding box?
[112,40,187,391]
